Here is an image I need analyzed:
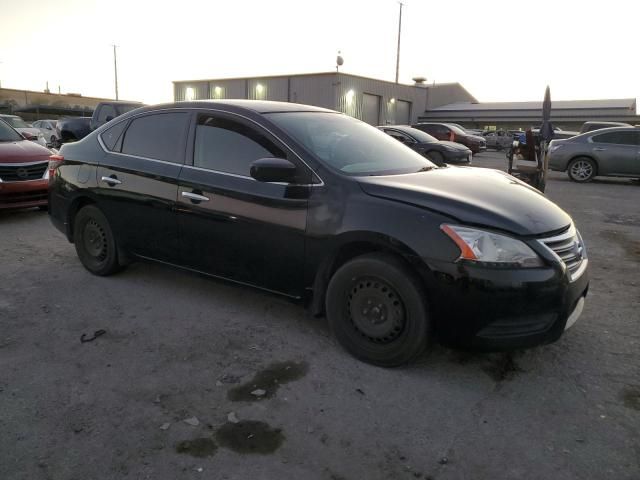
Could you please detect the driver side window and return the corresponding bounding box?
[194,115,286,177]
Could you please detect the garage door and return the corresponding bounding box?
[362,93,381,125]
[396,100,411,125]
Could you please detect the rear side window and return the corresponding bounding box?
[121,113,189,162]
[194,115,285,176]
[592,131,638,146]
[101,121,128,151]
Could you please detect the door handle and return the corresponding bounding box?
[181,191,210,202]
[100,176,122,186]
[592,147,607,152]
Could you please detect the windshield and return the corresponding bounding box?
[445,124,468,135]
[267,112,435,176]
[400,128,438,143]
[0,119,24,142]
[3,116,29,129]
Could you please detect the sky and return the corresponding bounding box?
[1,0,639,109]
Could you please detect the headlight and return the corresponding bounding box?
[549,144,563,153]
[441,224,543,267]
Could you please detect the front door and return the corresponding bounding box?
[176,112,310,297]
[95,111,190,262]
[590,130,639,176]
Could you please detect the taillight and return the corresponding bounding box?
[48,154,64,181]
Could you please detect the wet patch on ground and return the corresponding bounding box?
[604,214,640,228]
[215,420,284,454]
[621,387,640,411]
[175,437,218,457]
[481,353,523,382]
[600,230,640,262]
[227,360,308,401]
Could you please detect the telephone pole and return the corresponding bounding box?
[112,45,119,100]
[395,2,404,83]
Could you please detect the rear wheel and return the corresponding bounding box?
[73,205,123,276]
[567,157,596,182]
[326,253,430,367]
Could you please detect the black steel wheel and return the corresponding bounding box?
[326,253,430,367]
[73,205,123,276]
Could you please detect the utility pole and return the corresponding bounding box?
[112,44,119,100]
[395,2,404,83]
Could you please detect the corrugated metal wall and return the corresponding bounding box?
[173,73,437,125]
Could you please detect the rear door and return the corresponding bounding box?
[590,130,639,175]
[96,111,190,262]
[176,111,311,296]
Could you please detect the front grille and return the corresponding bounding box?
[0,162,48,182]
[539,226,587,281]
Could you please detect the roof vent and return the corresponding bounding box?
[412,76,427,87]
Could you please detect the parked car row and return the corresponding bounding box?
[0,114,47,147]
[378,125,472,165]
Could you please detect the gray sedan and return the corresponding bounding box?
[548,127,639,182]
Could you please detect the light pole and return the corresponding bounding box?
[112,45,119,100]
[395,2,404,83]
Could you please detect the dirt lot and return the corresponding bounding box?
[1,151,639,480]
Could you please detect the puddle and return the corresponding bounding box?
[481,353,522,382]
[215,420,284,454]
[621,387,640,411]
[227,360,308,401]
[175,438,218,457]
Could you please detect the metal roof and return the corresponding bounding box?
[430,99,636,112]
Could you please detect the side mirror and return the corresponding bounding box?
[250,158,297,183]
[21,132,36,140]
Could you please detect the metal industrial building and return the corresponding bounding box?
[173,72,476,125]
[173,72,639,130]
[0,87,116,121]
[419,98,640,130]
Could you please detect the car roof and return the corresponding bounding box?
[137,100,337,115]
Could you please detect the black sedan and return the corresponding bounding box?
[49,100,589,367]
[378,125,472,165]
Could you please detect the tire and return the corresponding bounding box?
[426,150,445,165]
[73,205,123,276]
[325,253,430,367]
[567,157,596,182]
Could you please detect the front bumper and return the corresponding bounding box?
[421,257,589,350]
[0,179,48,209]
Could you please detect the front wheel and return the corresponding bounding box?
[326,253,430,367]
[567,157,596,182]
[426,150,445,166]
[73,205,123,276]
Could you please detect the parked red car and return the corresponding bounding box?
[0,119,51,210]
[412,122,487,154]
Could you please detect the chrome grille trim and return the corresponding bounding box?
[538,225,587,282]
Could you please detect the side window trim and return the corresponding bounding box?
[119,111,190,164]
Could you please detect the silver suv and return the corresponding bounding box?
[548,127,640,182]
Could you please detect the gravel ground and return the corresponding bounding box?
[1,151,638,480]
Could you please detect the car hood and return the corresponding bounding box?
[0,139,51,163]
[357,167,572,236]
[438,141,470,151]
